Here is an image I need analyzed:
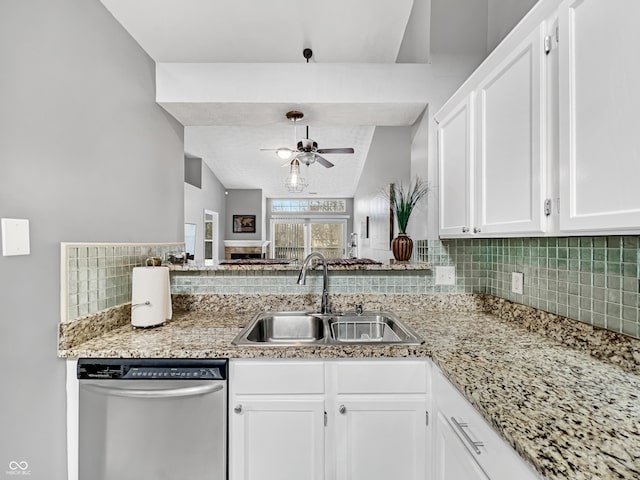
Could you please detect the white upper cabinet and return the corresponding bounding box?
[476,24,548,236]
[558,0,640,233]
[438,0,640,237]
[438,95,475,237]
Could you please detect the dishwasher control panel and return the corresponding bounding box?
[78,358,228,380]
[124,367,223,379]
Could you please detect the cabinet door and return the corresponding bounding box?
[476,24,548,236]
[230,397,325,480]
[434,412,490,480]
[559,0,640,233]
[333,397,428,480]
[439,94,475,237]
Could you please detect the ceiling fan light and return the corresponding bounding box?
[298,152,315,165]
[276,148,294,160]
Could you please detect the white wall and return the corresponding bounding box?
[184,159,227,261]
[353,127,412,262]
[0,0,184,477]
[487,0,539,53]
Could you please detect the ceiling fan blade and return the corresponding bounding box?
[315,155,334,168]
[316,147,354,154]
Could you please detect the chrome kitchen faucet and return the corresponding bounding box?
[297,252,331,315]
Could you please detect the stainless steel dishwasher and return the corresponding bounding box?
[77,358,227,480]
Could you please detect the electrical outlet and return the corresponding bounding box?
[435,266,456,286]
[511,272,524,294]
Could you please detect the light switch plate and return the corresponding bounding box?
[435,266,456,285]
[511,272,524,294]
[1,218,30,256]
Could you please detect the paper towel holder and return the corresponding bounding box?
[146,257,162,267]
[132,300,151,308]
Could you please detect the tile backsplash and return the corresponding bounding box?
[61,242,184,321]
[430,236,640,338]
[63,236,640,340]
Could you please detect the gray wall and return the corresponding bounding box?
[225,189,264,240]
[184,159,227,261]
[0,0,184,477]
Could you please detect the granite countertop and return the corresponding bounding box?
[169,261,432,271]
[59,304,640,480]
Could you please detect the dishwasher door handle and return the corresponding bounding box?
[82,383,224,399]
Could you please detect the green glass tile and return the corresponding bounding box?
[580,237,593,248]
[621,320,638,337]
[623,237,639,248]
[607,288,621,303]
[606,303,621,317]
[580,260,593,272]
[593,287,606,301]
[593,249,605,261]
[607,248,621,262]
[608,263,622,275]
[606,316,621,332]
[592,312,606,328]
[623,263,638,277]
[593,300,606,314]
[622,277,638,293]
[623,249,637,263]
[569,238,579,247]
[593,261,606,274]
[593,237,606,248]
[569,248,579,259]
[622,306,638,322]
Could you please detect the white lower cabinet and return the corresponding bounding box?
[434,372,541,480]
[329,360,430,480]
[230,359,539,480]
[230,396,325,480]
[230,359,430,480]
[434,412,490,480]
[229,360,326,480]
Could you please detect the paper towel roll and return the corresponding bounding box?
[131,266,172,328]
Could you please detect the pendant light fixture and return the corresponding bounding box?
[284,159,307,193]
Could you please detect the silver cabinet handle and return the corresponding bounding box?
[234,405,243,414]
[473,227,481,234]
[82,383,223,399]
[462,227,469,233]
[339,405,347,415]
[450,417,484,454]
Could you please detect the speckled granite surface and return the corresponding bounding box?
[57,294,640,480]
[170,262,432,271]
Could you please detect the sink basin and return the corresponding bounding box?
[234,312,327,345]
[233,311,424,346]
[328,315,414,343]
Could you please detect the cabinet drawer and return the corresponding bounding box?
[332,360,429,394]
[435,372,540,480]
[231,360,324,394]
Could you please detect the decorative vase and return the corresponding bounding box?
[391,233,413,262]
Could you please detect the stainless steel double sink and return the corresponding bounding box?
[232,311,424,346]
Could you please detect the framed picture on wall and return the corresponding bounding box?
[233,215,256,233]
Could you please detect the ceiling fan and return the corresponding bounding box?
[261,110,355,168]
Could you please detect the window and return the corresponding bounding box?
[271,199,346,213]
[271,218,346,260]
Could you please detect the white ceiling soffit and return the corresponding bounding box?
[99,0,414,63]
[186,125,375,198]
[161,103,428,127]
